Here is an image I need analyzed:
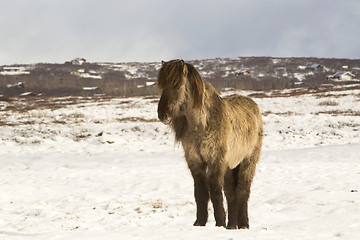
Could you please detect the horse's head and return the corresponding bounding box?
[157,60,204,125]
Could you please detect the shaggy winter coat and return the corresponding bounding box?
[157,60,263,229]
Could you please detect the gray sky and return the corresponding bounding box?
[1,0,360,65]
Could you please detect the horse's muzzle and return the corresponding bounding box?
[158,112,171,125]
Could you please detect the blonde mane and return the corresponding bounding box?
[158,60,204,109]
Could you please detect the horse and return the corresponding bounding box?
[157,59,263,229]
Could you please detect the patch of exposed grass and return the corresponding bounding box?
[316,110,360,116]
[319,100,339,106]
[116,117,158,123]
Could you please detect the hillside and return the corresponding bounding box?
[1,86,360,239]
[1,57,360,96]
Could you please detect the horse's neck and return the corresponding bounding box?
[185,86,218,130]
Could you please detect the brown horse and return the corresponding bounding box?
[157,60,263,229]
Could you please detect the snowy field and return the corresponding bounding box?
[1,86,360,239]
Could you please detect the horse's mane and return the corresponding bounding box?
[158,60,204,109]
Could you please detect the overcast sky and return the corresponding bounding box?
[1,0,360,65]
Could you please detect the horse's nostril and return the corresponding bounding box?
[158,113,170,124]
[158,112,167,121]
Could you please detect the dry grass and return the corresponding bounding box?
[116,117,158,123]
[262,111,299,116]
[328,122,360,130]
[0,96,127,113]
[316,110,360,116]
[247,92,268,98]
[0,95,159,129]
[0,96,14,102]
[319,100,339,106]
[247,84,360,99]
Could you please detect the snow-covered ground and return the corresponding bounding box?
[0,87,360,239]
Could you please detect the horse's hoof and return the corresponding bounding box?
[215,222,226,228]
[226,225,237,230]
[193,220,206,226]
[238,225,249,229]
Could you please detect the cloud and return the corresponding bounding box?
[1,0,359,65]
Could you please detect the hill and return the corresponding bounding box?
[1,57,360,96]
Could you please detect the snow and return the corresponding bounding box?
[294,72,306,81]
[71,69,102,79]
[272,59,281,64]
[83,87,99,91]
[103,63,152,79]
[0,67,31,75]
[19,92,35,96]
[0,88,360,239]
[145,81,155,86]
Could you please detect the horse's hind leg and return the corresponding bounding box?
[236,167,251,229]
[237,148,260,229]
[187,161,209,226]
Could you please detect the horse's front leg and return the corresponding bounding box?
[187,160,209,226]
[208,161,226,227]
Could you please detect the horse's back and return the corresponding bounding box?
[225,95,261,117]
